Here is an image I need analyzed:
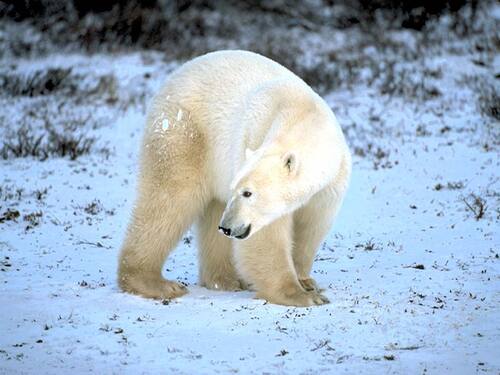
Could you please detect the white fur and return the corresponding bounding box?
[118,50,351,306]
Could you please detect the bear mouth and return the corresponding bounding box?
[235,225,251,240]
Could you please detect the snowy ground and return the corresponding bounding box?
[1,7,499,374]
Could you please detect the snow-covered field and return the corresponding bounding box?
[1,4,499,374]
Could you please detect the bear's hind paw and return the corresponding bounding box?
[120,276,188,300]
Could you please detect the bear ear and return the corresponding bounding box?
[245,148,255,160]
[283,152,299,175]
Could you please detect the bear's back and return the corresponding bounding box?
[171,50,297,96]
[154,51,301,130]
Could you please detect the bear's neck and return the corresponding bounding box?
[243,79,346,195]
[264,107,344,195]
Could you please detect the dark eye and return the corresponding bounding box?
[242,191,252,198]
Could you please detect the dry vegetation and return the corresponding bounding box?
[1,0,497,167]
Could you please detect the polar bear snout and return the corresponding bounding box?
[233,224,251,240]
[218,206,252,240]
[218,222,252,240]
[218,226,232,236]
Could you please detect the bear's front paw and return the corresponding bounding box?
[308,290,330,305]
[258,288,330,307]
[201,277,246,291]
[298,277,323,292]
[288,290,329,306]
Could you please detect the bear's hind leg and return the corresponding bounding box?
[197,200,243,291]
[118,179,207,300]
[234,215,329,307]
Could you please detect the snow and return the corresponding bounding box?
[162,118,170,131]
[1,16,499,375]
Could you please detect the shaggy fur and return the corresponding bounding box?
[118,50,351,306]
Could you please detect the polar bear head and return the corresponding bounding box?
[218,147,310,240]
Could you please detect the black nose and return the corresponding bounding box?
[218,226,231,236]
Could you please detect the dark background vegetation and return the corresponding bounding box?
[0,0,497,161]
[0,0,485,56]
[1,0,496,97]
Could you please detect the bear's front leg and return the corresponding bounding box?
[293,160,351,294]
[197,200,245,291]
[233,215,329,307]
[292,185,339,294]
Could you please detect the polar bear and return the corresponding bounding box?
[118,50,351,306]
